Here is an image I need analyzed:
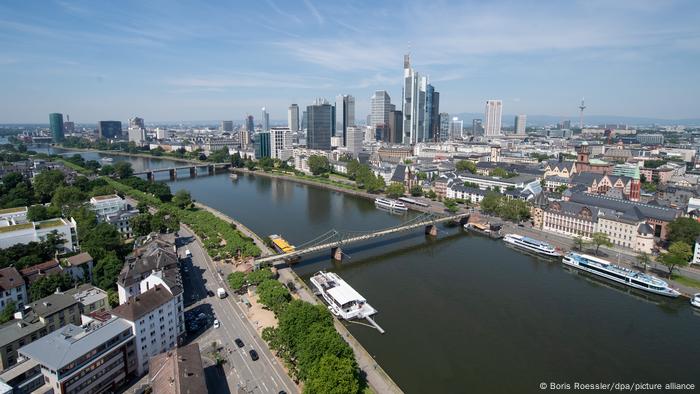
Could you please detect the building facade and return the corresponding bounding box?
[98,121,122,139]
[335,94,355,146]
[49,113,65,142]
[401,54,428,145]
[484,100,502,137]
[254,131,271,159]
[306,100,333,151]
[514,114,527,136]
[288,104,299,133]
[269,127,292,161]
[0,268,26,310]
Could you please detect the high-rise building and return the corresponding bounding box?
[261,108,270,132]
[221,120,233,132]
[63,114,75,134]
[240,130,250,149]
[270,127,292,161]
[426,86,440,141]
[388,110,403,144]
[515,115,527,136]
[370,91,392,128]
[128,116,146,146]
[98,121,123,139]
[484,100,503,136]
[246,115,254,132]
[254,131,271,158]
[402,54,429,144]
[450,117,464,139]
[49,113,65,142]
[301,110,308,131]
[335,94,355,146]
[288,104,300,133]
[346,126,364,158]
[129,116,145,129]
[306,99,334,151]
[439,113,450,142]
[472,119,483,135]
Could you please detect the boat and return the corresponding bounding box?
[269,234,295,253]
[562,252,680,298]
[100,157,114,163]
[229,173,238,180]
[374,197,408,211]
[503,234,562,257]
[310,271,378,320]
[691,293,700,308]
[464,222,502,238]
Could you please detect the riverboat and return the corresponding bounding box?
[691,293,700,308]
[374,197,408,211]
[310,271,378,320]
[503,234,562,257]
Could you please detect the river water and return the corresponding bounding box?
[49,148,700,393]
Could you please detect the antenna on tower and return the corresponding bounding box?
[578,98,586,129]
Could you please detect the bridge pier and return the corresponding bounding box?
[169,169,177,180]
[425,225,438,237]
[190,167,196,177]
[331,247,343,262]
[208,165,215,175]
[146,171,154,182]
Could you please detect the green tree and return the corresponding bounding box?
[80,223,124,261]
[591,232,612,255]
[208,147,230,163]
[410,185,423,197]
[573,236,586,252]
[228,271,247,292]
[426,189,437,200]
[247,268,273,286]
[27,205,52,221]
[0,301,16,324]
[99,165,115,176]
[29,273,73,301]
[131,213,153,237]
[308,155,330,176]
[385,182,405,198]
[257,279,291,313]
[231,152,244,168]
[443,198,458,213]
[172,190,193,209]
[659,241,692,278]
[667,217,700,245]
[92,253,124,290]
[346,160,361,180]
[113,161,134,179]
[455,160,476,173]
[480,192,502,213]
[636,251,651,271]
[51,186,86,213]
[304,354,360,394]
[33,169,65,202]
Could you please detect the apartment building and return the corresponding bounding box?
[0,268,26,310]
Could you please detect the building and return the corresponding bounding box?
[245,115,254,133]
[261,107,270,132]
[484,100,502,137]
[346,126,364,158]
[515,115,527,136]
[220,121,233,132]
[0,207,28,223]
[240,130,250,150]
[63,115,75,135]
[569,172,641,201]
[19,259,62,285]
[269,127,292,161]
[449,117,464,139]
[0,268,26,310]
[439,113,450,142]
[542,200,597,239]
[402,54,428,144]
[0,217,78,253]
[62,252,95,283]
[446,184,487,204]
[111,285,183,376]
[253,131,271,159]
[574,143,613,175]
[472,119,483,136]
[370,90,393,129]
[0,292,81,369]
[637,134,664,145]
[388,110,403,144]
[49,113,65,142]
[288,104,299,133]
[64,283,109,314]
[128,127,146,147]
[425,84,440,141]
[544,160,577,179]
[306,99,334,151]
[148,343,207,394]
[97,121,122,139]
[18,316,137,394]
[335,94,355,146]
[90,195,126,216]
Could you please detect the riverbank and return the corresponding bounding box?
[195,201,404,394]
[55,146,202,164]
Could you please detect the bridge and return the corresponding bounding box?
[255,212,470,267]
[134,163,230,181]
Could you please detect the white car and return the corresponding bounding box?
[185,249,192,257]
[213,319,220,329]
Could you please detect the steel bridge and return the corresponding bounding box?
[133,163,230,181]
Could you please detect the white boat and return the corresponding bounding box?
[691,293,700,308]
[562,252,680,298]
[503,234,562,257]
[100,157,114,163]
[310,271,377,320]
[374,197,408,211]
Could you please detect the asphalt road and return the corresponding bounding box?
[177,226,297,394]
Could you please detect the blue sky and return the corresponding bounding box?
[0,0,698,123]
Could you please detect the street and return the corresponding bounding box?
[177,226,298,394]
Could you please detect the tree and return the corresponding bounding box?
[480,192,502,214]
[443,198,458,213]
[99,164,115,176]
[364,175,385,193]
[257,279,291,313]
[573,236,586,252]
[113,161,134,179]
[33,169,65,202]
[247,268,273,286]
[131,213,153,237]
[636,252,651,271]
[0,301,16,324]
[29,273,73,301]
[172,190,193,209]
[410,185,423,197]
[426,189,437,200]
[228,271,247,292]
[659,241,692,278]
[27,205,51,221]
[308,155,330,176]
[385,182,405,198]
[208,147,230,163]
[92,253,124,290]
[591,232,612,255]
[80,223,124,261]
[51,186,86,213]
[667,217,700,246]
[231,152,244,168]
[455,160,476,174]
[304,354,360,394]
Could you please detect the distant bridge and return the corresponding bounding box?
[134,163,230,181]
[255,212,470,266]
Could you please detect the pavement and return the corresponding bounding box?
[177,225,298,394]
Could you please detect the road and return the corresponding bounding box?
[177,226,298,394]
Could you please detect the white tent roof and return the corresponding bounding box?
[327,285,365,305]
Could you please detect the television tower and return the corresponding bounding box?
[578,98,586,129]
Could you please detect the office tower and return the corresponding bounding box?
[388,110,403,144]
[49,113,65,142]
[221,120,233,132]
[335,94,355,146]
[561,120,572,130]
[261,107,270,132]
[246,115,254,132]
[402,54,428,144]
[98,121,122,139]
[450,117,464,139]
[270,127,292,161]
[472,119,483,135]
[63,114,75,134]
[129,116,145,129]
[484,100,503,136]
[424,85,440,141]
[514,115,527,136]
[375,125,388,142]
[306,99,333,151]
[346,126,364,158]
[128,116,146,146]
[439,113,450,142]
[370,90,392,128]
[254,131,271,158]
[288,104,300,133]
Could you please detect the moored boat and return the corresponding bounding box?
[374,197,408,211]
[310,271,377,320]
[691,293,700,308]
[503,234,562,257]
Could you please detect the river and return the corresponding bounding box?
[51,148,700,393]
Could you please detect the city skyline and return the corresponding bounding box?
[1,0,699,123]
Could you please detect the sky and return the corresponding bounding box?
[0,0,699,124]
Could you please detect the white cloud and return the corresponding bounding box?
[303,0,325,25]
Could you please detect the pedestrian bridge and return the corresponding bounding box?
[255,212,469,266]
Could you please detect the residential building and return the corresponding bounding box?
[484,100,503,137]
[346,126,364,158]
[0,292,81,369]
[240,130,250,150]
[18,316,137,394]
[0,268,26,310]
[220,120,233,132]
[89,195,126,216]
[307,99,334,151]
[456,173,540,192]
[64,283,110,314]
[446,184,487,204]
[370,90,392,129]
[261,107,269,132]
[693,237,700,265]
[0,217,78,252]
[62,252,94,283]
[111,285,183,376]
[128,127,146,147]
[270,127,292,161]
[335,94,355,146]
[253,131,271,159]
[402,54,428,144]
[97,121,122,139]
[288,104,299,133]
[515,115,527,136]
[49,113,65,142]
[89,195,138,238]
[19,259,62,285]
[148,343,206,394]
[0,357,44,393]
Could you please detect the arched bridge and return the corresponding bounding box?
[134,163,230,181]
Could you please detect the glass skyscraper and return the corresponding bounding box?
[49,113,65,142]
[307,100,333,151]
[98,121,122,139]
[254,131,271,158]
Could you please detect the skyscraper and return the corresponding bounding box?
[98,121,122,139]
[49,113,65,142]
[370,90,392,128]
[388,110,403,144]
[301,110,308,131]
[335,94,355,146]
[129,116,145,129]
[254,131,271,159]
[306,99,334,151]
[484,100,503,137]
[128,116,146,146]
[288,104,299,133]
[450,117,464,139]
[261,108,270,132]
[345,126,364,158]
[402,54,428,144]
[514,115,527,136]
[63,115,75,134]
[472,119,483,135]
[270,127,292,161]
[425,84,440,141]
[246,115,254,132]
[439,113,450,142]
[221,120,233,132]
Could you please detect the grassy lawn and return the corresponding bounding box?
[672,274,700,289]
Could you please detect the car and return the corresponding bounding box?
[185,249,192,257]
[213,319,220,329]
[234,338,244,348]
[207,290,215,297]
[249,349,259,361]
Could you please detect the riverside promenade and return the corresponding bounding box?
[196,202,405,394]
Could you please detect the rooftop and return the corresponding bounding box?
[90,194,120,201]
[0,207,27,215]
[0,267,24,291]
[149,343,207,394]
[64,252,93,267]
[0,223,33,234]
[111,285,173,322]
[0,293,78,345]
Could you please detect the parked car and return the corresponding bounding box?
[213,319,220,329]
[249,349,259,361]
[235,338,244,348]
